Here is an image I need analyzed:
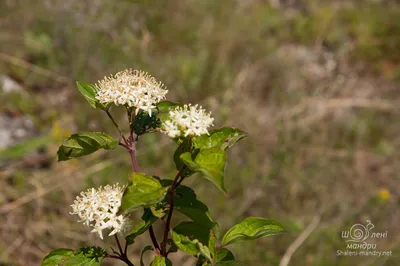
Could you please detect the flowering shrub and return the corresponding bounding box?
[41,69,284,266]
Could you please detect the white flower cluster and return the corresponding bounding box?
[162,104,214,138]
[95,69,168,116]
[70,184,126,239]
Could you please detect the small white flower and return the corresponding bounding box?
[95,69,168,116]
[70,184,126,239]
[161,104,214,138]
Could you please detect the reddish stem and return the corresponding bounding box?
[160,167,185,256]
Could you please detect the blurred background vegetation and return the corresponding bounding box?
[0,0,400,265]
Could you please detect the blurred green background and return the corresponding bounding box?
[0,0,399,265]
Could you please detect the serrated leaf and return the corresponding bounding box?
[150,255,172,266]
[180,148,227,193]
[57,132,117,161]
[126,209,158,244]
[41,247,105,266]
[76,82,108,110]
[171,222,211,255]
[174,186,216,229]
[222,217,284,246]
[140,245,154,266]
[193,127,248,151]
[119,173,169,214]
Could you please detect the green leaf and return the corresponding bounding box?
[76,82,108,110]
[172,222,211,255]
[215,248,235,262]
[173,138,196,178]
[57,132,117,161]
[200,248,242,266]
[171,222,216,263]
[155,101,184,137]
[193,127,247,151]
[156,101,183,123]
[208,230,217,260]
[156,101,182,112]
[197,240,212,263]
[180,148,227,193]
[41,247,105,266]
[222,217,284,246]
[196,230,216,263]
[76,81,97,108]
[167,239,178,254]
[134,110,161,136]
[126,209,158,244]
[150,201,169,218]
[215,261,243,266]
[140,246,154,266]
[0,136,51,160]
[119,173,169,214]
[150,255,172,266]
[173,137,193,170]
[174,186,216,229]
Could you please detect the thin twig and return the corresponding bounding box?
[106,110,123,136]
[279,216,320,266]
[159,140,191,256]
[119,142,129,149]
[122,135,130,147]
[161,188,175,256]
[106,253,135,266]
[149,226,160,251]
[124,241,128,256]
[160,168,185,256]
[115,235,123,255]
[174,175,185,188]
[111,235,136,266]
[106,253,121,259]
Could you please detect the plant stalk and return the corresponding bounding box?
[106,108,161,255]
[106,110,123,136]
[107,236,135,266]
[160,167,185,256]
[126,123,160,253]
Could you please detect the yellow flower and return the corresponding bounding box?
[378,188,391,201]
